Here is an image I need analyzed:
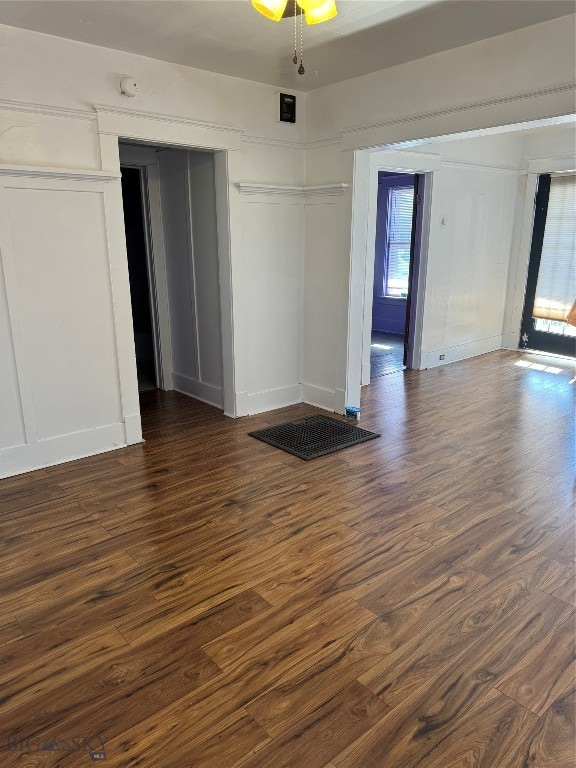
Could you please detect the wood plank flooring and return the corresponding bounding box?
[0,349,574,767]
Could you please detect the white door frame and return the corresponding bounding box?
[95,106,243,443]
[119,143,173,390]
[347,149,440,404]
[363,157,438,382]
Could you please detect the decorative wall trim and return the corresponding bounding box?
[237,182,349,196]
[94,104,244,137]
[0,166,120,182]
[420,335,504,370]
[304,137,344,150]
[305,183,350,196]
[0,98,96,121]
[172,372,224,410]
[441,160,520,174]
[237,182,303,196]
[528,155,576,173]
[0,422,127,479]
[384,114,576,152]
[243,135,302,150]
[342,82,576,137]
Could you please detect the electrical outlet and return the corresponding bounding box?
[439,354,446,360]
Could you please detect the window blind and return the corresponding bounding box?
[386,186,414,297]
[533,174,576,321]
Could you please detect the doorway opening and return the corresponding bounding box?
[370,171,424,378]
[520,172,576,358]
[118,141,226,437]
[121,166,158,393]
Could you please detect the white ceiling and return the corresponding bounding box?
[0,0,573,91]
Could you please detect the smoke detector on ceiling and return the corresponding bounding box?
[119,76,139,98]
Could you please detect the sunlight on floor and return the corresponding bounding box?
[515,360,562,374]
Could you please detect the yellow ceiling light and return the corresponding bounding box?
[252,0,288,22]
[304,0,337,24]
[252,0,338,75]
[296,0,327,10]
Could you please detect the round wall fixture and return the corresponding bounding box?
[119,76,139,98]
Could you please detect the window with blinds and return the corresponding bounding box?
[533,173,576,323]
[385,186,414,297]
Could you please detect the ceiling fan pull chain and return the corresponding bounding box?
[293,0,298,64]
[298,5,305,74]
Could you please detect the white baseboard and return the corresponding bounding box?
[172,372,224,409]
[0,422,129,478]
[420,335,503,369]
[302,382,336,412]
[236,384,303,416]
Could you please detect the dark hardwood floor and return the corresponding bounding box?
[0,349,574,767]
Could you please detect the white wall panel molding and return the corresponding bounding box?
[305,184,350,197]
[440,160,519,174]
[305,138,344,151]
[237,182,348,196]
[528,155,576,173]
[1,423,126,479]
[95,104,244,151]
[342,82,576,140]
[238,183,303,197]
[0,98,96,122]
[387,115,576,153]
[243,135,302,150]
[0,172,139,477]
[0,186,37,449]
[0,166,120,182]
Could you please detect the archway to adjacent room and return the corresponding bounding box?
[345,114,576,410]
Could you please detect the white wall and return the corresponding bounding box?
[0,171,132,477]
[0,14,574,475]
[0,24,306,475]
[419,159,518,367]
[303,16,575,409]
